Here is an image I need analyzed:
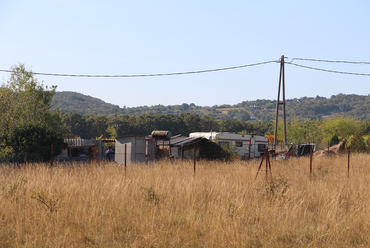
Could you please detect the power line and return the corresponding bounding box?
[286,62,370,76]
[290,57,370,65]
[0,60,277,78]
[1,57,369,78]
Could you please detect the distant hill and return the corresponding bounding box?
[52,91,370,121]
[52,91,118,115]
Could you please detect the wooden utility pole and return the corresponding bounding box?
[274,55,287,151]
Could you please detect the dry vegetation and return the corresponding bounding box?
[1,155,370,247]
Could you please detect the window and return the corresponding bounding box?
[258,144,266,152]
[236,141,243,147]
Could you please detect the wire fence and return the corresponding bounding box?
[0,144,104,165]
[0,141,349,167]
[0,140,361,185]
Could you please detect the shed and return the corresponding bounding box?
[115,135,155,165]
[156,136,206,159]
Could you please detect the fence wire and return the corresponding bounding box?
[0,141,350,166]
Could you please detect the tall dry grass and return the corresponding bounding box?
[0,154,370,247]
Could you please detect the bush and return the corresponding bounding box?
[347,131,367,153]
[9,124,68,163]
[0,146,14,163]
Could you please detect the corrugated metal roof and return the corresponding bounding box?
[156,136,205,147]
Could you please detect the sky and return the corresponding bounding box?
[0,0,369,108]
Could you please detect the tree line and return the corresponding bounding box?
[60,112,273,139]
[60,112,370,147]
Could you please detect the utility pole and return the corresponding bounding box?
[274,55,287,151]
[113,105,119,133]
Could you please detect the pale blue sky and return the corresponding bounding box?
[0,0,369,108]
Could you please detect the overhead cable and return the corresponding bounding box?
[0,60,277,78]
[286,62,370,76]
[291,58,370,65]
[1,57,369,78]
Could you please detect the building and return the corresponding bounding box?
[189,132,268,158]
[115,136,155,165]
[155,136,207,159]
[55,139,115,162]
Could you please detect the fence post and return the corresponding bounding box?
[124,144,127,173]
[194,144,196,175]
[347,146,350,179]
[310,145,313,180]
[50,144,53,167]
[328,141,330,152]
[266,149,268,179]
[267,149,272,179]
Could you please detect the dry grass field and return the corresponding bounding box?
[1,154,370,247]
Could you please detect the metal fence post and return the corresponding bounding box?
[266,150,269,179]
[124,144,127,172]
[310,145,313,180]
[50,144,53,167]
[348,146,350,179]
[194,144,196,175]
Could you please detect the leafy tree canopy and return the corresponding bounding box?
[0,64,67,163]
[0,63,58,143]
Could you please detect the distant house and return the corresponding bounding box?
[250,115,257,120]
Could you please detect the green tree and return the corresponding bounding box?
[9,124,67,162]
[0,64,69,164]
[322,116,358,141]
[182,113,201,134]
[219,119,245,132]
[329,134,339,144]
[85,115,109,138]
[106,125,117,139]
[286,119,324,143]
[199,115,219,132]
[61,112,89,138]
[0,63,57,143]
[348,131,367,153]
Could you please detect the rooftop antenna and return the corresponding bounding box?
[274,55,288,151]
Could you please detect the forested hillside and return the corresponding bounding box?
[52,91,370,121]
[52,91,118,115]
